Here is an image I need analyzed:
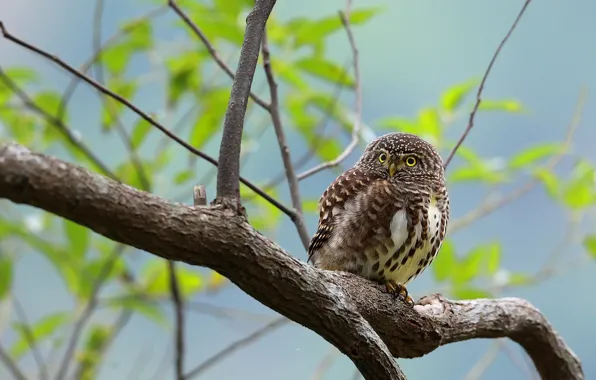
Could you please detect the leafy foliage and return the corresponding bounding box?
[0,1,593,377]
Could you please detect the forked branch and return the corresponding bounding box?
[0,143,583,380]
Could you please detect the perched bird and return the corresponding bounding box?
[307,132,449,305]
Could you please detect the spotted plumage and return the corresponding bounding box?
[307,132,450,305]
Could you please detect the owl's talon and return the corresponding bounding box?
[384,280,414,307]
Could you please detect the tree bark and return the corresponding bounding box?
[0,143,583,380]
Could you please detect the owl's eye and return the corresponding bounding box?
[378,152,388,163]
[405,156,417,167]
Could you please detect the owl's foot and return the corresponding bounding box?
[384,280,414,307]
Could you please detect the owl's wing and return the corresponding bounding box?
[307,167,374,262]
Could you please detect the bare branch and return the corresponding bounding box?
[0,21,295,219]
[444,0,532,168]
[261,31,310,248]
[57,5,168,122]
[168,261,185,380]
[297,7,362,181]
[168,0,270,111]
[53,244,124,380]
[91,0,151,191]
[13,298,48,380]
[450,87,585,233]
[184,317,288,379]
[0,143,583,380]
[215,0,276,210]
[0,343,27,380]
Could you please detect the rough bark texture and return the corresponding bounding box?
[0,143,584,380]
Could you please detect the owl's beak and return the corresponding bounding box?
[389,162,397,177]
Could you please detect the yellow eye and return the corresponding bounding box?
[379,152,388,163]
[405,156,417,167]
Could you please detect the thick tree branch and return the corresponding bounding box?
[215,0,276,210]
[0,143,583,380]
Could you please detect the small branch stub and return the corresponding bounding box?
[193,185,207,206]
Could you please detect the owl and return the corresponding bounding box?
[307,132,449,305]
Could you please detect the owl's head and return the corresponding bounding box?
[356,132,445,187]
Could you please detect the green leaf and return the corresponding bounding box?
[34,91,62,118]
[478,99,524,113]
[291,8,383,46]
[485,243,501,275]
[431,240,455,282]
[76,325,110,380]
[509,143,562,170]
[295,57,354,87]
[0,220,80,295]
[449,165,506,184]
[583,235,596,259]
[125,21,153,51]
[184,4,244,45]
[440,78,479,112]
[189,87,229,148]
[11,312,69,359]
[240,185,283,231]
[141,261,203,298]
[533,168,560,199]
[78,256,126,299]
[452,286,492,300]
[562,161,596,209]
[174,170,195,185]
[270,57,308,90]
[303,199,319,213]
[131,119,152,149]
[0,255,12,299]
[102,43,132,75]
[506,272,531,286]
[105,297,167,327]
[166,51,204,107]
[453,247,484,285]
[4,67,39,84]
[101,79,137,129]
[63,220,90,259]
[417,108,442,140]
[377,117,418,133]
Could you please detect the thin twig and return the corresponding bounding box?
[183,317,288,379]
[253,62,349,195]
[214,0,277,208]
[0,22,294,219]
[53,245,125,380]
[57,5,168,122]
[450,88,585,233]
[168,261,185,380]
[13,298,48,380]
[0,65,117,179]
[313,348,340,380]
[297,6,362,181]
[464,340,504,380]
[0,343,27,380]
[168,0,270,111]
[91,0,151,191]
[261,32,310,247]
[443,0,532,168]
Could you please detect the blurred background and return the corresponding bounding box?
[0,0,595,379]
